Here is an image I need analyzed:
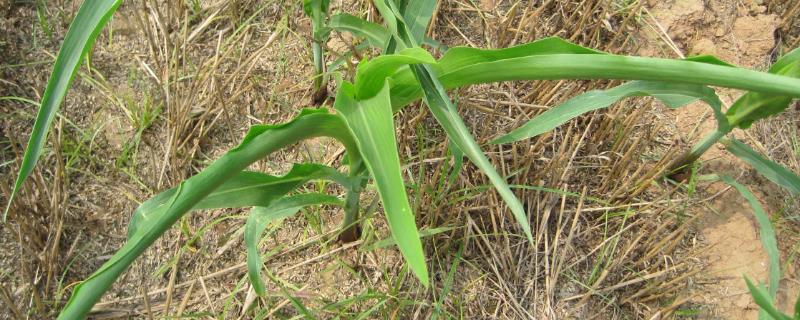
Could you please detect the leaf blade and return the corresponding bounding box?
[400,0,436,44]
[723,177,781,307]
[58,109,359,319]
[335,81,429,286]
[328,13,390,49]
[5,0,122,220]
[388,38,800,109]
[128,164,354,239]
[723,138,800,194]
[493,81,726,144]
[744,276,792,320]
[246,193,343,296]
[410,64,534,243]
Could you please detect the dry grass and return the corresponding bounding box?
[0,0,797,319]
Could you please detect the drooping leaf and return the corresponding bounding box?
[354,47,434,99]
[387,37,800,109]
[375,3,534,243]
[410,63,534,243]
[745,276,792,320]
[246,193,344,296]
[723,138,800,194]
[335,81,429,286]
[58,109,360,319]
[725,47,800,129]
[723,176,781,315]
[328,13,390,49]
[5,0,122,221]
[128,164,355,239]
[493,81,727,144]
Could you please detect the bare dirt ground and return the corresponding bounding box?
[1,0,799,319]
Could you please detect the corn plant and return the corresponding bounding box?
[6,1,800,319]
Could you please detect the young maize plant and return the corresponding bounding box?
[5,0,800,318]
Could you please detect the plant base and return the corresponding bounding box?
[338,224,362,243]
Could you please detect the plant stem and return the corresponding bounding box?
[311,4,327,105]
[339,186,362,242]
[312,41,327,104]
[340,163,366,242]
[666,129,726,179]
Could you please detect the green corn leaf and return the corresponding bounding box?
[399,0,436,44]
[723,176,781,312]
[493,81,727,144]
[745,276,792,320]
[355,47,435,99]
[328,13,390,50]
[387,37,800,109]
[725,47,800,129]
[723,138,800,194]
[128,164,356,239]
[58,109,360,319]
[246,193,344,296]
[4,0,122,221]
[410,63,534,243]
[335,81,429,286]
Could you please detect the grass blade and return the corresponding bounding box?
[335,81,429,286]
[722,177,781,308]
[246,193,343,296]
[58,109,360,319]
[411,63,534,242]
[5,0,122,221]
[328,13,390,50]
[723,138,800,194]
[493,81,726,144]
